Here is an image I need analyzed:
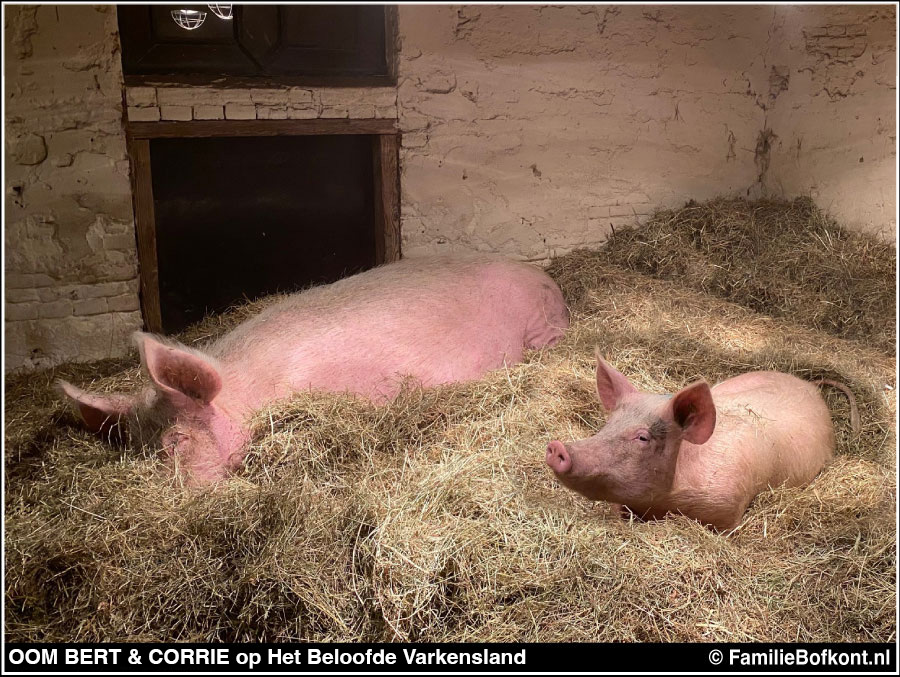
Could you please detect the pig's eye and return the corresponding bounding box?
[163,431,188,448]
[635,431,651,443]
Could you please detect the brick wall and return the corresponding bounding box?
[5,5,142,370]
[125,86,397,122]
[395,4,896,260]
[767,5,897,239]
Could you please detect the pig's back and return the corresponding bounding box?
[671,371,835,528]
[707,371,834,491]
[208,255,567,402]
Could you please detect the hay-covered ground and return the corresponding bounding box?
[5,197,896,642]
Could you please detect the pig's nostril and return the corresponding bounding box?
[546,440,571,474]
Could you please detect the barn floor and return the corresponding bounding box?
[5,197,895,642]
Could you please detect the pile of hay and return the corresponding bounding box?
[596,197,895,353]
[5,197,895,642]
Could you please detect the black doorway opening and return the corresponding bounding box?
[149,134,377,333]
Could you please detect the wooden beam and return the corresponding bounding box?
[124,74,398,89]
[126,138,163,333]
[127,118,398,139]
[373,137,386,265]
[384,6,400,82]
[375,134,401,263]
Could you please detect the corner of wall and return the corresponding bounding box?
[763,4,896,239]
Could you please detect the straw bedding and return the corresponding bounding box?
[5,197,895,642]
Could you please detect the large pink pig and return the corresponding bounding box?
[61,255,569,483]
[546,352,855,530]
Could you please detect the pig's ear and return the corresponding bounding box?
[57,380,132,444]
[670,380,716,445]
[135,332,222,404]
[595,350,638,410]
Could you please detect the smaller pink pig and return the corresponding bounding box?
[546,352,856,530]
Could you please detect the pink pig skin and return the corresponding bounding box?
[59,255,569,484]
[547,353,837,530]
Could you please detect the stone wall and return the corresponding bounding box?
[396,5,774,260]
[5,5,142,371]
[766,5,896,239]
[395,4,896,258]
[4,4,895,371]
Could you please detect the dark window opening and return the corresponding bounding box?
[117,4,394,84]
[150,135,376,333]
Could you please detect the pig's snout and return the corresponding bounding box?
[546,440,572,474]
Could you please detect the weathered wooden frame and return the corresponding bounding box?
[125,118,401,333]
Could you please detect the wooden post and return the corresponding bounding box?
[374,133,401,263]
[126,137,163,333]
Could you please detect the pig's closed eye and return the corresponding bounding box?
[163,431,188,448]
[634,431,651,443]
